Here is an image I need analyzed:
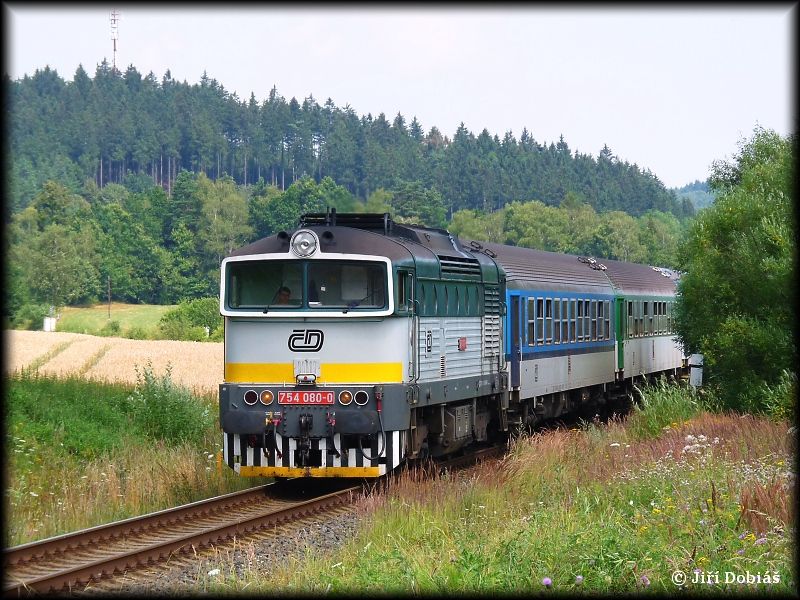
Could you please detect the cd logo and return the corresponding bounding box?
[288,329,324,352]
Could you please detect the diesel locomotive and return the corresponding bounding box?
[218,211,686,478]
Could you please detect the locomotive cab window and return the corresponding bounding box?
[308,262,386,309]
[227,261,303,309]
[224,259,387,312]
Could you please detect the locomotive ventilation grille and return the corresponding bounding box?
[484,286,501,315]
[440,255,482,277]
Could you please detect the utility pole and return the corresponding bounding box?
[110,9,120,72]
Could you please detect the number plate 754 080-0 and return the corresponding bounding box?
[278,391,335,405]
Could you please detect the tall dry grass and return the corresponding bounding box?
[6,439,253,545]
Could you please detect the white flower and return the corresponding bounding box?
[609,443,621,448]
[208,569,221,577]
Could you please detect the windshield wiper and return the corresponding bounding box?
[342,291,378,314]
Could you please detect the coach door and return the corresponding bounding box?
[510,294,522,388]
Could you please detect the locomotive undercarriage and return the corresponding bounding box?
[407,397,497,459]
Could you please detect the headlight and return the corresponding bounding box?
[290,230,318,257]
[354,391,369,406]
[259,390,274,405]
[339,390,353,405]
[243,390,258,405]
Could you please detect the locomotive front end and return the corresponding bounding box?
[219,226,412,478]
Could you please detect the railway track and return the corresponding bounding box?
[3,480,359,596]
[3,444,505,596]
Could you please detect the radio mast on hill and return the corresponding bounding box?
[110,9,120,71]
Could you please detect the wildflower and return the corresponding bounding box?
[754,537,767,546]
[542,577,552,588]
[736,549,745,555]
[575,575,584,585]
[609,442,620,448]
[29,492,38,497]
[639,575,650,587]
[207,568,221,577]
[738,532,747,540]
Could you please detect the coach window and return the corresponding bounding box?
[626,301,633,338]
[577,300,584,341]
[604,300,611,339]
[640,301,646,336]
[597,300,604,340]
[527,298,536,346]
[545,298,553,344]
[536,299,544,345]
[553,298,561,343]
[584,300,591,341]
[569,299,577,342]
[667,301,673,333]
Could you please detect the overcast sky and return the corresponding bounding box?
[4,5,796,189]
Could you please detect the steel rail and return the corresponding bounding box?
[3,484,360,596]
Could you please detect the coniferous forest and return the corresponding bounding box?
[5,61,699,323]
[7,61,695,218]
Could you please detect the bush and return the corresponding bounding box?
[98,320,122,337]
[11,303,51,330]
[157,318,207,342]
[762,370,796,422]
[124,361,213,444]
[674,127,795,414]
[125,325,153,340]
[159,297,221,341]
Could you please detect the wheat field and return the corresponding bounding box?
[4,330,223,395]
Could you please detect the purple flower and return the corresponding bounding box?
[738,532,747,540]
[737,549,745,555]
[542,577,553,588]
[693,568,702,574]
[639,575,651,587]
[575,575,584,585]
[754,537,767,545]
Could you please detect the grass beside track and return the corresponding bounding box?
[5,370,261,547]
[200,381,795,594]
